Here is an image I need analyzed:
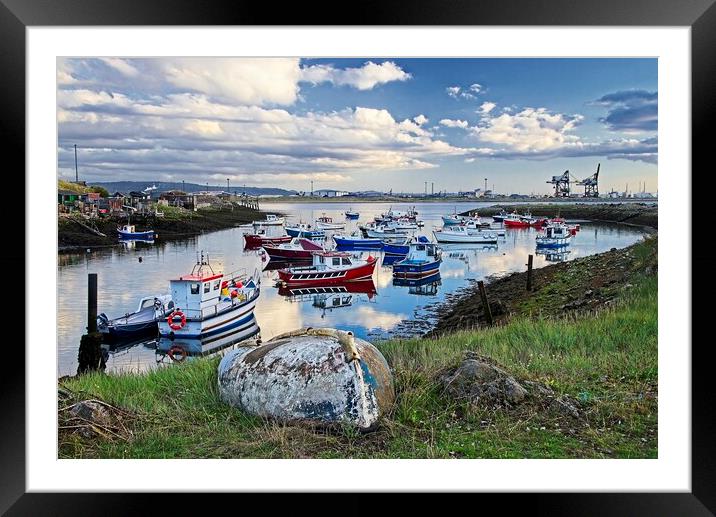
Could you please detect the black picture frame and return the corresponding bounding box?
[4,0,713,513]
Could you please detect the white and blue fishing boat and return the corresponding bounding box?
[286,222,326,239]
[491,209,509,222]
[333,232,383,250]
[158,252,260,341]
[344,209,360,219]
[97,294,174,342]
[536,221,573,248]
[393,240,442,280]
[441,213,466,225]
[382,235,430,260]
[117,223,155,240]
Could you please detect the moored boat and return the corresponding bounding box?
[333,233,383,250]
[97,294,174,342]
[117,223,155,240]
[277,251,377,286]
[491,209,509,222]
[243,232,292,249]
[158,253,260,341]
[252,214,285,226]
[262,237,325,261]
[315,214,345,230]
[285,222,326,239]
[433,226,499,244]
[536,221,573,248]
[344,209,360,219]
[393,240,442,279]
[503,212,546,228]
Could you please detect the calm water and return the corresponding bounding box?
[57,202,647,376]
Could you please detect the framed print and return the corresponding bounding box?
[4,0,714,513]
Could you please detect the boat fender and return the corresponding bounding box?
[168,345,187,362]
[167,310,186,330]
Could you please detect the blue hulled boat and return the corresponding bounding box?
[333,233,383,250]
[393,240,442,280]
[345,209,360,219]
[286,223,326,239]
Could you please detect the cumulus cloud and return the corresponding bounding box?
[439,119,469,129]
[300,61,411,90]
[478,101,496,114]
[471,107,584,152]
[594,89,657,132]
[57,82,472,184]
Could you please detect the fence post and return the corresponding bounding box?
[477,280,493,325]
[526,254,534,291]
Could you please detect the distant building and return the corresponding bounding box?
[352,190,385,198]
[314,189,349,197]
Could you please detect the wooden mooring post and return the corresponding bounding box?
[77,273,106,375]
[526,254,534,291]
[477,280,493,325]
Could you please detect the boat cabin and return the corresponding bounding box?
[311,251,355,268]
[121,224,136,233]
[543,223,571,239]
[317,215,334,223]
[404,241,441,262]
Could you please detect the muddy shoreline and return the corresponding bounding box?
[58,206,266,253]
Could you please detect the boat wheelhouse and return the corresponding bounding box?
[158,253,260,342]
[393,240,442,279]
[243,231,292,249]
[276,251,377,286]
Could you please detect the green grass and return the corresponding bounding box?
[60,268,657,459]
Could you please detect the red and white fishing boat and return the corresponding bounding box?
[243,232,292,249]
[276,251,377,286]
[503,212,546,228]
[262,237,325,261]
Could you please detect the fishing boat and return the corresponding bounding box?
[536,222,573,248]
[364,224,413,239]
[97,294,173,342]
[285,222,326,239]
[464,220,506,236]
[464,213,491,228]
[441,213,465,225]
[393,240,442,279]
[382,235,430,259]
[344,209,360,219]
[433,226,499,244]
[243,232,292,249]
[315,214,345,230]
[252,214,285,226]
[262,237,325,261]
[491,209,509,222]
[276,251,377,286]
[158,252,260,341]
[503,212,546,228]
[333,232,383,250]
[117,223,155,240]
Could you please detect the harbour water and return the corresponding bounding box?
[57,202,648,376]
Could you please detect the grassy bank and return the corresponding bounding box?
[59,239,657,458]
[58,205,267,251]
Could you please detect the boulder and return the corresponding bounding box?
[218,328,395,431]
[440,352,527,407]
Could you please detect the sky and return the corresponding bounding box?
[57,58,658,194]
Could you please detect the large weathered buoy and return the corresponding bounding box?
[218,328,395,431]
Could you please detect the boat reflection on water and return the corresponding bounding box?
[277,279,377,316]
[536,247,571,262]
[120,238,155,251]
[393,272,442,295]
[155,317,261,364]
[439,243,499,253]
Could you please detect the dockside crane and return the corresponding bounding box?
[577,163,600,197]
[547,170,571,197]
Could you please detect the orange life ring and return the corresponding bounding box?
[168,345,187,362]
[167,310,186,330]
